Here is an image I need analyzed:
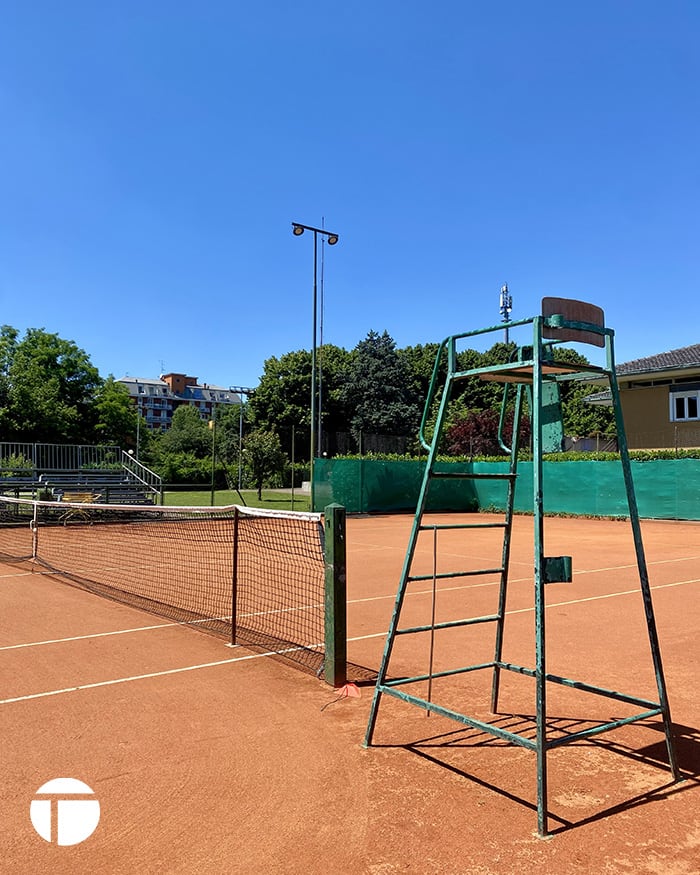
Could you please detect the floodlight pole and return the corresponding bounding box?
[230,386,253,492]
[292,222,339,511]
[136,397,141,461]
[209,414,216,506]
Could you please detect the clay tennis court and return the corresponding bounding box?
[1,512,698,874]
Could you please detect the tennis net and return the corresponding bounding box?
[0,495,346,683]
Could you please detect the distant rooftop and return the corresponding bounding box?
[118,375,241,404]
[616,344,700,376]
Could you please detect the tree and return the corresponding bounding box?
[243,428,285,499]
[342,331,421,445]
[398,343,444,411]
[551,347,616,438]
[0,327,102,442]
[250,345,351,458]
[156,405,210,456]
[445,408,531,457]
[94,377,138,447]
[250,350,313,454]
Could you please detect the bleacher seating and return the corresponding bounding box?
[0,469,156,505]
[39,471,156,505]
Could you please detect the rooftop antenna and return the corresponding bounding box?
[499,283,513,343]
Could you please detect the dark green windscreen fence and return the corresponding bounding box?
[314,457,700,520]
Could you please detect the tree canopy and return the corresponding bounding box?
[0,326,102,443]
[0,318,615,491]
[341,331,422,442]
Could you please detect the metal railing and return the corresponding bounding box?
[0,443,163,504]
[120,451,163,502]
[0,442,121,471]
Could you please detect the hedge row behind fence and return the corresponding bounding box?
[313,458,700,520]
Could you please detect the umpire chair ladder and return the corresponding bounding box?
[363,297,680,837]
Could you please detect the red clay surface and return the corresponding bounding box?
[1,513,698,874]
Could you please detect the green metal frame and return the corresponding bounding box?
[323,503,348,687]
[363,304,679,837]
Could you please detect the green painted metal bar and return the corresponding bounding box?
[547,368,608,382]
[323,503,347,687]
[418,338,450,452]
[491,382,523,713]
[364,370,456,747]
[407,567,504,582]
[382,661,496,686]
[498,662,664,710]
[543,315,613,338]
[451,361,535,380]
[378,686,538,750]
[441,316,535,345]
[395,614,500,635]
[607,335,680,782]
[546,710,664,750]
[430,471,516,480]
[532,315,550,837]
[419,522,509,531]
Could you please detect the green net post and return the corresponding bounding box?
[324,503,347,687]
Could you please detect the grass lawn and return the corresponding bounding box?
[163,488,311,512]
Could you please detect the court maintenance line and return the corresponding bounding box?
[1,579,696,707]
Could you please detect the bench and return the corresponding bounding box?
[58,491,101,523]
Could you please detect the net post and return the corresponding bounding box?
[323,503,347,687]
[231,506,240,646]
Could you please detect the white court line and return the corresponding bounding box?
[0,578,695,707]
[0,645,314,705]
[351,555,700,606]
[2,556,698,651]
[345,578,699,641]
[0,617,234,652]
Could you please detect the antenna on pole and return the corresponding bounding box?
[499,283,513,343]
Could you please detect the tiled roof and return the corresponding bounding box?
[617,344,700,375]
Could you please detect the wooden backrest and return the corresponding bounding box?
[541,297,605,347]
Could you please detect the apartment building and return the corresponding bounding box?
[119,373,241,430]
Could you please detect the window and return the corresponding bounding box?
[670,390,700,421]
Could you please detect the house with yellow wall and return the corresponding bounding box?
[587,344,700,449]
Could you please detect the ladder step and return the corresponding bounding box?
[419,522,508,531]
[408,567,504,582]
[430,471,516,480]
[396,615,500,635]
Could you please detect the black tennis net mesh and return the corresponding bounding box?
[0,496,335,676]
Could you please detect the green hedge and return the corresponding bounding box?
[332,448,700,463]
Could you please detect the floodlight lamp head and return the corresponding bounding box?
[292,224,305,236]
[326,234,339,245]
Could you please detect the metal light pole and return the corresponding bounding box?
[136,398,141,461]
[292,222,339,510]
[208,414,216,506]
[230,386,253,491]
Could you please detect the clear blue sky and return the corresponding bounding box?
[1,2,698,390]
